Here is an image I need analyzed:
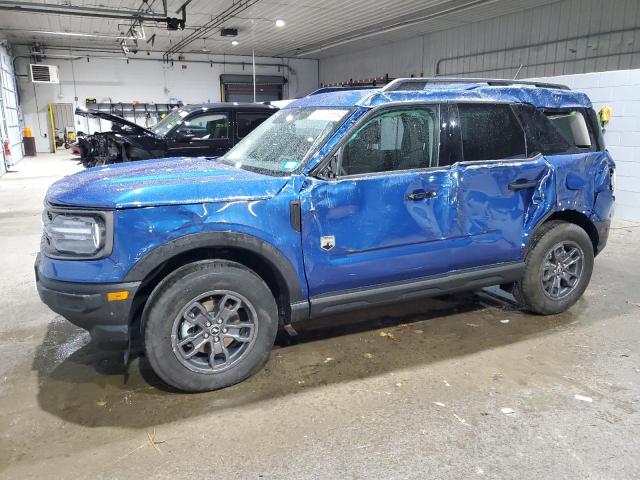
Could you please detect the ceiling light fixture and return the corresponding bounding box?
[231,40,239,46]
[275,19,286,27]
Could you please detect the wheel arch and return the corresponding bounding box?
[537,210,599,254]
[125,231,306,343]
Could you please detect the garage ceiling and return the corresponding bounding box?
[0,0,561,58]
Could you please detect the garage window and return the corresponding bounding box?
[458,104,526,162]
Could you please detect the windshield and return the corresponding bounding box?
[221,107,351,175]
[149,108,190,137]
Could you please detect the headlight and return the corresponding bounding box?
[42,207,113,259]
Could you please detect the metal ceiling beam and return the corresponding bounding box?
[0,0,166,21]
[0,28,137,40]
[164,0,261,60]
[13,52,290,77]
[12,43,292,64]
[176,0,195,14]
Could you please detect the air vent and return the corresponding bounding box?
[30,64,59,84]
[220,28,238,37]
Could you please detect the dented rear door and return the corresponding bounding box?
[447,103,553,271]
[450,157,552,270]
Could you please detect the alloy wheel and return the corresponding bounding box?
[171,290,258,374]
[540,241,585,300]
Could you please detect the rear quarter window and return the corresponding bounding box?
[541,108,601,152]
[512,105,573,156]
[546,110,593,148]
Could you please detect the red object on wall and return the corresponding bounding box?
[3,139,11,157]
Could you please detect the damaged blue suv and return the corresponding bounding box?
[36,78,615,392]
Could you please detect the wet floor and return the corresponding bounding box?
[1,154,639,479]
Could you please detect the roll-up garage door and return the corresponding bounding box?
[220,74,285,103]
[0,47,22,173]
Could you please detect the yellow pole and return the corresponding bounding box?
[48,104,56,153]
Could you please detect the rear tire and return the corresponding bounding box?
[144,260,278,392]
[514,221,594,315]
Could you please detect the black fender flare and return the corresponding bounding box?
[123,231,305,303]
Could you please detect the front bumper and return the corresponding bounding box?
[35,255,140,349]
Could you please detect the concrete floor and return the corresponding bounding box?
[1,152,639,479]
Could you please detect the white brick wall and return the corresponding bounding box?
[531,69,640,221]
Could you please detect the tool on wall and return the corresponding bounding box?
[47,103,75,152]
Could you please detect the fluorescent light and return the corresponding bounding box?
[275,19,286,27]
[231,40,239,46]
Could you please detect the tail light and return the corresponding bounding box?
[610,168,616,193]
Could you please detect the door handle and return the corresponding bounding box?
[407,189,437,201]
[508,180,538,191]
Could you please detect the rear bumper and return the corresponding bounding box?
[35,255,139,349]
[593,219,611,255]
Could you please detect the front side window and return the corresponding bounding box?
[179,113,229,140]
[222,108,351,175]
[149,108,189,137]
[458,104,526,162]
[340,107,439,176]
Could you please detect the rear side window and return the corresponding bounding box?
[181,113,229,139]
[545,110,594,149]
[457,104,526,162]
[237,112,272,139]
[512,105,572,155]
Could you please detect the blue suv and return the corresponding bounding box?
[36,78,615,392]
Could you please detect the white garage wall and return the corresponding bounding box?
[14,47,318,152]
[319,0,640,85]
[530,69,640,221]
[0,42,22,172]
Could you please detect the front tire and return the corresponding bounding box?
[514,221,594,315]
[144,260,278,392]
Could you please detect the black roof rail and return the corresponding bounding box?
[382,77,571,91]
[308,86,378,96]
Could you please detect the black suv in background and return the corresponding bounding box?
[75,103,278,167]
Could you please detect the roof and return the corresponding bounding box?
[181,103,278,112]
[286,82,592,110]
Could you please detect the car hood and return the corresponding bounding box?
[46,157,290,209]
[75,108,157,136]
